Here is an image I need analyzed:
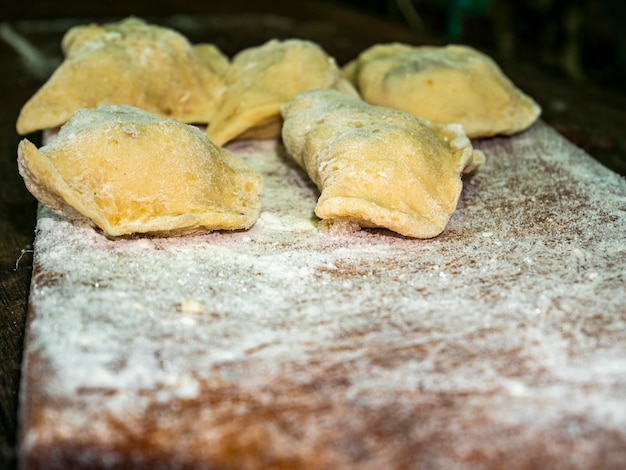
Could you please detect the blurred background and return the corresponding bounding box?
[336,0,626,92]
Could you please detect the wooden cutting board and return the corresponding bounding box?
[18,122,626,469]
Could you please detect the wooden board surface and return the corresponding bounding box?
[19,122,626,469]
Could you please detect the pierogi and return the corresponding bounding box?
[17,105,262,237]
[206,38,357,146]
[343,43,541,138]
[16,17,227,135]
[281,89,484,238]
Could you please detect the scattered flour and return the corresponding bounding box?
[20,122,626,468]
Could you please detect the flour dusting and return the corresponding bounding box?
[20,122,626,469]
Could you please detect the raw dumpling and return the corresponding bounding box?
[343,43,541,138]
[193,43,230,78]
[206,38,357,146]
[281,89,484,238]
[17,105,263,237]
[16,17,226,135]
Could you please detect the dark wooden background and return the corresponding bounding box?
[1,1,625,469]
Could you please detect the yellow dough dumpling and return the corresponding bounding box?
[193,43,230,78]
[17,105,263,237]
[206,38,357,146]
[281,90,484,238]
[344,43,541,138]
[16,17,227,135]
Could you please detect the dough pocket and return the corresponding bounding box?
[18,105,263,237]
[281,89,484,238]
[343,43,541,138]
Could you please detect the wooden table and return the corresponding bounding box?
[1,2,625,469]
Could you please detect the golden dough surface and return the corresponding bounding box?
[281,89,483,238]
[17,105,263,237]
[206,38,357,146]
[344,43,541,138]
[193,43,230,78]
[16,17,226,134]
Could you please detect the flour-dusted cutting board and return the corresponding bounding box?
[18,122,626,469]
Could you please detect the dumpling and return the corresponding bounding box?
[281,89,484,238]
[16,17,226,135]
[206,38,357,146]
[17,105,263,237]
[193,43,230,78]
[343,43,541,138]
